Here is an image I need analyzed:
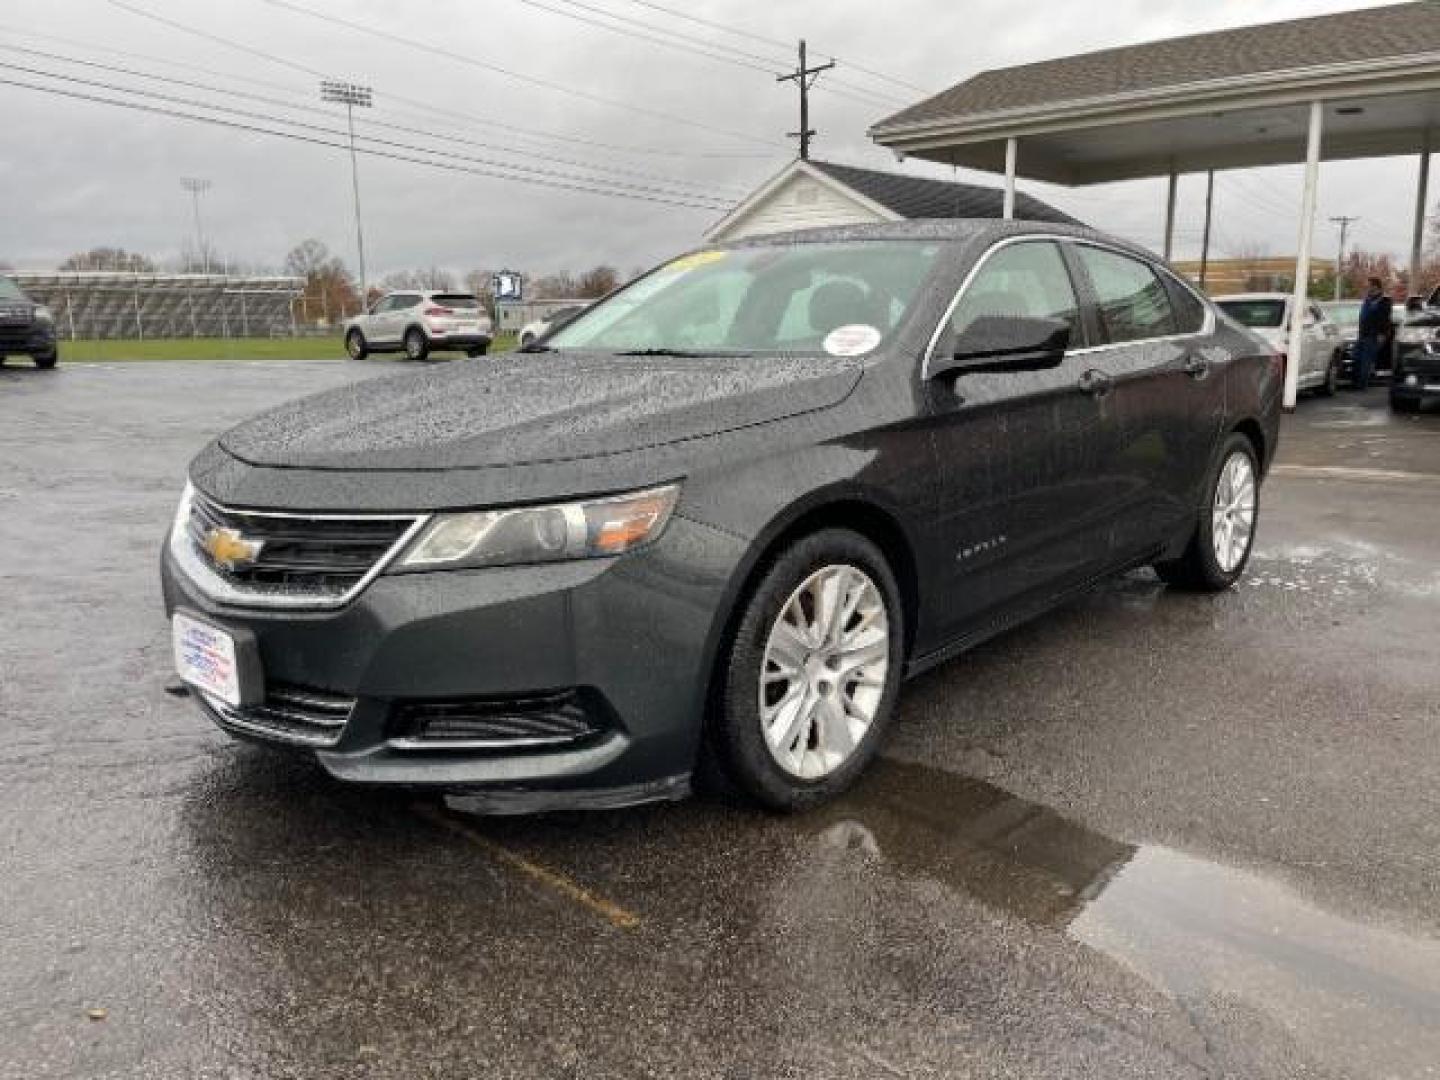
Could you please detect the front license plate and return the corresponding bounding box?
[173,612,243,706]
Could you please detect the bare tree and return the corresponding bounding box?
[58,247,155,272]
[284,239,360,324]
[379,266,456,291]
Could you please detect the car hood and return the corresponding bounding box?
[217,350,861,471]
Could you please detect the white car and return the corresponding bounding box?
[1214,292,1343,395]
[344,290,493,361]
[517,303,591,348]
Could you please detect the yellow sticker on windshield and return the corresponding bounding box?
[665,250,727,273]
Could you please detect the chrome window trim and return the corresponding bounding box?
[169,482,431,611]
[922,234,1215,379]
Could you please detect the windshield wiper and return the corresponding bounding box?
[614,347,753,358]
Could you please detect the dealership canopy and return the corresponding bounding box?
[870,1,1440,408]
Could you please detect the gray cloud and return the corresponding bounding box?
[0,0,1418,280]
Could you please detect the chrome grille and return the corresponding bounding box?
[201,683,355,748]
[175,488,425,608]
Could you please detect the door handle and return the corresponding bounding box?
[1182,354,1210,379]
[1077,369,1113,397]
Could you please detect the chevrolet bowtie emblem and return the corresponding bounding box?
[203,526,264,571]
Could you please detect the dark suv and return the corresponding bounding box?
[0,276,58,368]
[161,221,1280,812]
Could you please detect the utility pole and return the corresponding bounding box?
[776,40,834,160]
[1329,215,1359,299]
[321,80,373,312]
[1199,169,1215,290]
[180,177,212,274]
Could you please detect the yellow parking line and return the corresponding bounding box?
[413,803,641,930]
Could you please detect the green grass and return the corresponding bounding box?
[51,333,517,363]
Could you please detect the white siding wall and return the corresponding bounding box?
[713,174,886,241]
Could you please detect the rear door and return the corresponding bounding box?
[1065,243,1215,554]
[923,238,1114,641]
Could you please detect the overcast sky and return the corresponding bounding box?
[0,0,1420,281]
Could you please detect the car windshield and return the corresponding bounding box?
[1321,302,1360,327]
[546,240,944,356]
[1217,299,1287,328]
[0,277,25,300]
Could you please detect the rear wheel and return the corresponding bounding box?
[466,343,489,358]
[709,529,904,811]
[1155,433,1259,592]
[403,327,430,361]
[519,332,534,348]
[344,330,368,360]
[33,348,58,370]
[1319,351,1340,396]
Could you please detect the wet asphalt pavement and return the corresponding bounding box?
[3,359,1439,1079]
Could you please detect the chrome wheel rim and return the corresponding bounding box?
[346,334,362,358]
[1212,451,1257,572]
[406,333,423,358]
[759,564,890,780]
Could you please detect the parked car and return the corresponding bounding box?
[162,221,1280,812]
[1215,292,1342,395]
[0,276,58,369]
[343,291,492,361]
[518,303,591,348]
[1392,340,1440,411]
[1317,299,1397,383]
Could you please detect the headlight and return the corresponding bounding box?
[34,305,54,323]
[1399,325,1432,344]
[395,484,679,570]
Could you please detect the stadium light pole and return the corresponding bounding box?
[180,177,212,274]
[320,80,373,313]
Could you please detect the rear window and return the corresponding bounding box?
[432,294,480,309]
[1218,299,1286,328]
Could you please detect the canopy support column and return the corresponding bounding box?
[1003,137,1016,219]
[1411,132,1430,293]
[1163,162,1178,261]
[1285,101,1324,412]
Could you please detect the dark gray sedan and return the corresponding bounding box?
[160,220,1280,812]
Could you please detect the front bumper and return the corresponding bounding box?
[161,512,747,803]
[0,320,56,356]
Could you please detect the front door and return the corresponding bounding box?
[922,239,1118,643]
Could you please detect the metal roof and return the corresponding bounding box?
[806,160,1080,224]
[870,2,1440,184]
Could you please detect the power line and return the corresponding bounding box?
[2,25,773,161]
[0,43,750,199]
[248,0,782,147]
[0,70,734,211]
[609,0,931,93]
[520,0,909,106]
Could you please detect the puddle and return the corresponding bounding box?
[812,758,1440,1076]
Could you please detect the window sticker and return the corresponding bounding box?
[822,323,882,356]
[665,250,728,273]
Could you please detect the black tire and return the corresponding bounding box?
[1391,394,1419,413]
[708,528,905,812]
[1155,432,1260,592]
[344,330,368,360]
[403,327,430,361]
[33,349,58,370]
[519,332,534,348]
[466,343,489,358]
[1319,351,1339,396]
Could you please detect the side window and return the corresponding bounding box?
[1163,272,1207,334]
[400,294,422,309]
[948,241,1080,340]
[370,297,393,314]
[1075,246,1176,344]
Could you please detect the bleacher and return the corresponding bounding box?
[13,272,305,338]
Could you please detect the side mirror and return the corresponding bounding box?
[932,316,1070,378]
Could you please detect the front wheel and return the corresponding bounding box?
[403,327,430,361]
[1391,394,1419,413]
[344,330,368,360]
[33,348,58,370]
[1155,433,1260,592]
[709,529,905,811]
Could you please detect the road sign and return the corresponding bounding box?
[492,270,523,302]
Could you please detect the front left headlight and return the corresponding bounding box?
[395,484,680,571]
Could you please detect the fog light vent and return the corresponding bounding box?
[387,690,603,750]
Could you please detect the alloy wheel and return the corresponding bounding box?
[1212,451,1257,572]
[759,564,890,779]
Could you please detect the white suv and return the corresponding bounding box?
[343,291,493,361]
